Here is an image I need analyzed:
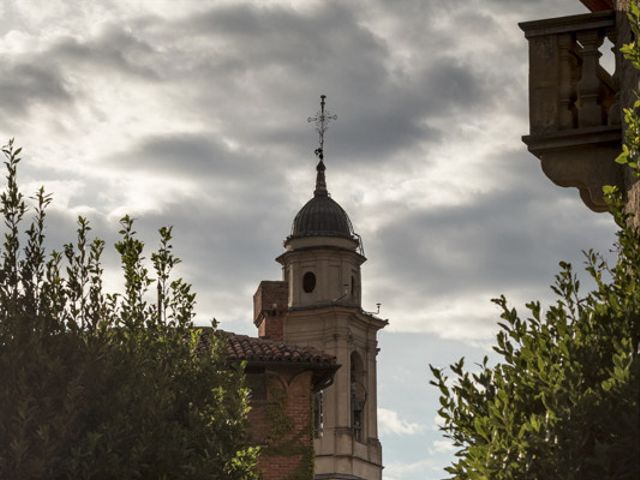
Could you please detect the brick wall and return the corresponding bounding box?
[257,314,284,341]
[248,369,314,480]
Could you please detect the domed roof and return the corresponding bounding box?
[291,195,354,239]
[288,160,356,240]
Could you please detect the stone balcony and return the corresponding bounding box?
[520,10,623,212]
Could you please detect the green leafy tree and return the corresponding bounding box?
[431,4,640,479]
[0,139,259,479]
[431,202,640,478]
[615,1,640,171]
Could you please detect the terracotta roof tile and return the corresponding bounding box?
[218,330,336,367]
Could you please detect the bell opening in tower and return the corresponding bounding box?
[350,351,366,443]
[303,271,316,293]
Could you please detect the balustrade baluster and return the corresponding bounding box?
[608,29,622,126]
[558,33,577,129]
[577,29,605,127]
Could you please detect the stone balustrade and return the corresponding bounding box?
[521,10,619,132]
[520,10,623,212]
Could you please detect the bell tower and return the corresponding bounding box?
[281,159,364,311]
[274,96,386,480]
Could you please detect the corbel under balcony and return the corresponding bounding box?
[520,10,623,212]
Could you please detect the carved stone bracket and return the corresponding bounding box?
[523,126,623,211]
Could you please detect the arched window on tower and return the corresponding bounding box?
[303,271,316,293]
[350,351,366,442]
[350,271,360,303]
[313,390,324,438]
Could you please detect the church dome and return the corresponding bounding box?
[290,194,354,239]
[288,159,356,240]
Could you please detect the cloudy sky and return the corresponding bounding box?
[0,0,620,478]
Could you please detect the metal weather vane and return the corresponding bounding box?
[307,94,337,161]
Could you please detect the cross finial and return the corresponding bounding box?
[307,94,337,161]
[307,95,337,197]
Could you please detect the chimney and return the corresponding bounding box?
[253,281,288,341]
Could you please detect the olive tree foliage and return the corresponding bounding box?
[616,1,640,170]
[430,6,640,479]
[0,140,259,480]
[431,204,640,479]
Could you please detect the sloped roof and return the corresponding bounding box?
[220,331,337,368]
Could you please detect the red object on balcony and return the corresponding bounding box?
[580,0,615,12]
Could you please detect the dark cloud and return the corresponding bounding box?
[0,22,161,128]
[162,2,495,164]
[0,62,72,118]
[1,0,616,327]
[105,133,297,212]
[49,26,160,79]
[98,194,292,327]
[111,134,243,178]
[4,0,498,167]
[182,2,382,66]
[368,149,616,306]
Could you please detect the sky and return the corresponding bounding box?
[0,0,620,478]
